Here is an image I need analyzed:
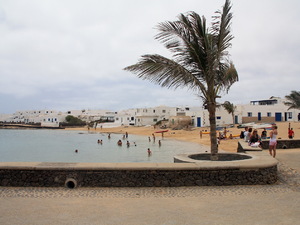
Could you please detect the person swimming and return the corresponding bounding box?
[117,140,122,146]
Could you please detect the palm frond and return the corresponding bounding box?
[284,90,300,110]
[212,0,234,58]
[124,54,207,92]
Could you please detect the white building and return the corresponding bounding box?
[98,106,175,128]
[239,96,300,123]
[2,96,299,128]
[162,96,300,128]
[3,110,63,124]
[66,109,117,123]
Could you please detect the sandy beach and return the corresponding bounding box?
[67,121,300,153]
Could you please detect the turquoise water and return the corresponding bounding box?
[0,129,206,163]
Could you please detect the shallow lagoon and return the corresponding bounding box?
[0,129,207,163]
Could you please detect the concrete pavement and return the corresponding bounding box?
[276,149,300,173]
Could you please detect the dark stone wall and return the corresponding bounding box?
[261,139,300,149]
[0,166,278,188]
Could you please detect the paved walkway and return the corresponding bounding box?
[276,149,300,173]
[0,149,299,225]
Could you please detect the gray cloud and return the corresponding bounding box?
[0,0,299,113]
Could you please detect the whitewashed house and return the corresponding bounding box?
[134,106,174,126]
[240,96,300,123]
[97,106,176,128]
[173,106,234,128]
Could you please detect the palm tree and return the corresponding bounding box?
[124,0,238,160]
[284,91,300,110]
[222,101,236,126]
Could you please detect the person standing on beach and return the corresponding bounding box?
[288,128,294,139]
[147,148,152,156]
[269,126,278,158]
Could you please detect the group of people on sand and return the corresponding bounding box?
[242,126,278,158]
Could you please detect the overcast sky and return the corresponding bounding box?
[0,0,299,114]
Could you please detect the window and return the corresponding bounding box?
[267,112,271,117]
[153,110,155,113]
[162,110,166,113]
[288,112,292,119]
[216,116,221,120]
[247,112,252,117]
[153,119,157,122]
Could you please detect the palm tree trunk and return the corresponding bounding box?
[208,103,218,160]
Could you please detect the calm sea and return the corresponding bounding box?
[0,129,207,163]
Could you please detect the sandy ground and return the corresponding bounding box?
[67,121,300,153]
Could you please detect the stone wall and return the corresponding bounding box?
[261,139,300,149]
[0,163,277,188]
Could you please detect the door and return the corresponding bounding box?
[234,115,238,124]
[197,117,201,127]
[275,112,282,122]
[258,112,261,121]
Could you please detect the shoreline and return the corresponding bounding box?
[66,121,300,153]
